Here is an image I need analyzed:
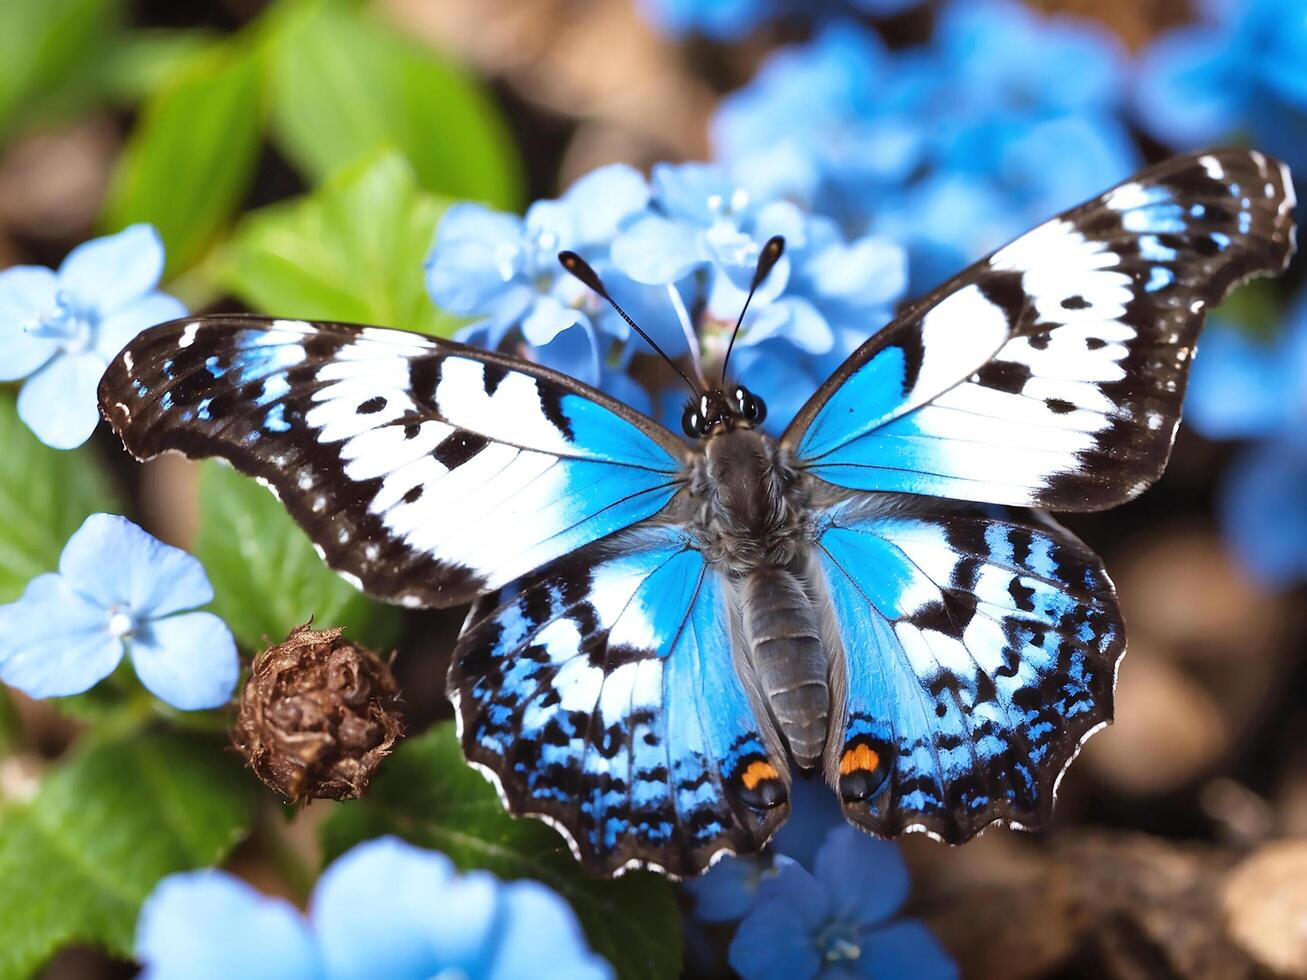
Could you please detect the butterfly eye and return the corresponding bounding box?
[681,406,704,439]
[734,386,766,424]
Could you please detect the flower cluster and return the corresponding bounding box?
[135,836,612,980]
[0,225,185,449]
[635,0,924,41]
[1185,305,1307,585]
[684,780,955,980]
[712,2,1138,288]
[1135,0,1307,178]
[425,162,908,434]
[0,514,238,710]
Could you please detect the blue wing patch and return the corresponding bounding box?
[99,316,686,608]
[814,500,1124,842]
[450,525,790,877]
[786,149,1296,511]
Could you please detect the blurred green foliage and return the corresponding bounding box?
[195,461,400,651]
[0,732,255,979]
[220,151,461,334]
[0,394,119,604]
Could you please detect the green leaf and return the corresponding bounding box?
[322,724,683,980]
[0,730,256,978]
[100,38,265,276]
[219,151,460,335]
[194,461,399,651]
[267,0,520,210]
[0,392,120,603]
[100,28,225,105]
[1212,278,1284,342]
[0,0,122,141]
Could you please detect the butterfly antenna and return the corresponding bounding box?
[720,235,785,385]
[666,282,708,389]
[558,251,701,397]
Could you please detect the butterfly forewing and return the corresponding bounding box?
[785,149,1296,510]
[99,316,686,608]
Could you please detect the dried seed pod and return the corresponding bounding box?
[232,624,403,801]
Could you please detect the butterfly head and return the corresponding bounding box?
[681,385,767,438]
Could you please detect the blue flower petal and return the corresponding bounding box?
[772,776,846,870]
[855,919,957,980]
[94,291,187,362]
[0,266,59,381]
[136,871,321,980]
[598,369,653,415]
[0,573,122,699]
[521,296,587,348]
[1220,441,1307,586]
[814,827,910,930]
[684,855,769,923]
[741,299,833,355]
[1186,324,1289,440]
[487,880,613,980]
[312,837,490,980]
[58,224,165,316]
[611,215,702,285]
[128,612,238,710]
[426,204,527,315]
[559,164,650,244]
[1135,27,1244,148]
[531,320,603,387]
[651,162,738,225]
[729,858,830,980]
[17,350,105,449]
[58,513,215,619]
[806,236,908,309]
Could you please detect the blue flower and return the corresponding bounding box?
[612,162,908,433]
[635,0,924,40]
[1135,0,1307,176]
[0,514,237,710]
[425,164,677,397]
[135,836,612,980]
[713,5,1137,288]
[0,225,185,449]
[1186,307,1307,585]
[728,827,956,980]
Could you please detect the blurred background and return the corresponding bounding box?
[2,0,1306,977]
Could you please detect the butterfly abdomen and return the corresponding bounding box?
[742,566,829,770]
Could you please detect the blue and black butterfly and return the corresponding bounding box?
[99,149,1295,877]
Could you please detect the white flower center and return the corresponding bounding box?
[22,291,97,353]
[107,609,136,638]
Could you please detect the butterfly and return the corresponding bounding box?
[99,149,1295,878]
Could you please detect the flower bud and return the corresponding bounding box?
[232,624,403,801]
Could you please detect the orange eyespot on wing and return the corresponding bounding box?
[839,743,881,777]
[741,759,780,791]
[836,738,894,804]
[733,758,787,811]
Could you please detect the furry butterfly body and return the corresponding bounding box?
[100,150,1296,877]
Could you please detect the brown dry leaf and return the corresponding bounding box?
[1055,832,1254,979]
[914,831,1085,980]
[1223,840,1307,976]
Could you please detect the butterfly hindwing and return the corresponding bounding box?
[451,524,790,877]
[785,149,1296,510]
[99,316,686,608]
[814,498,1124,841]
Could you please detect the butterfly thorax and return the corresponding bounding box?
[687,427,810,574]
